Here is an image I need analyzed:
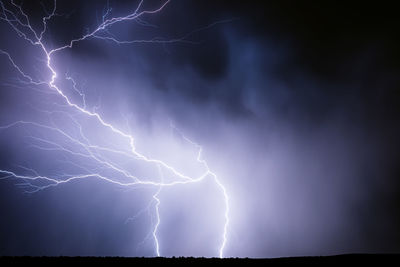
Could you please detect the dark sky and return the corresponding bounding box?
[0,0,399,257]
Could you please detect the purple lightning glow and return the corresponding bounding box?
[0,0,229,257]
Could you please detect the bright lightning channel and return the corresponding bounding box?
[0,0,229,258]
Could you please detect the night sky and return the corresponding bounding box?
[0,0,399,257]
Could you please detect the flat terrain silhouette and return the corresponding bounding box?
[1,254,400,265]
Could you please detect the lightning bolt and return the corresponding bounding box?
[0,0,229,258]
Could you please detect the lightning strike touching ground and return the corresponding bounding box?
[0,0,229,257]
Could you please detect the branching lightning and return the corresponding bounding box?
[0,0,229,257]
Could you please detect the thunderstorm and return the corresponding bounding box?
[0,0,229,257]
[2,0,400,260]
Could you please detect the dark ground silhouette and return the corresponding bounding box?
[1,254,399,265]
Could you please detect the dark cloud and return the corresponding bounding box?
[1,0,399,257]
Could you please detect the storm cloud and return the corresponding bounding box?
[0,0,399,257]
